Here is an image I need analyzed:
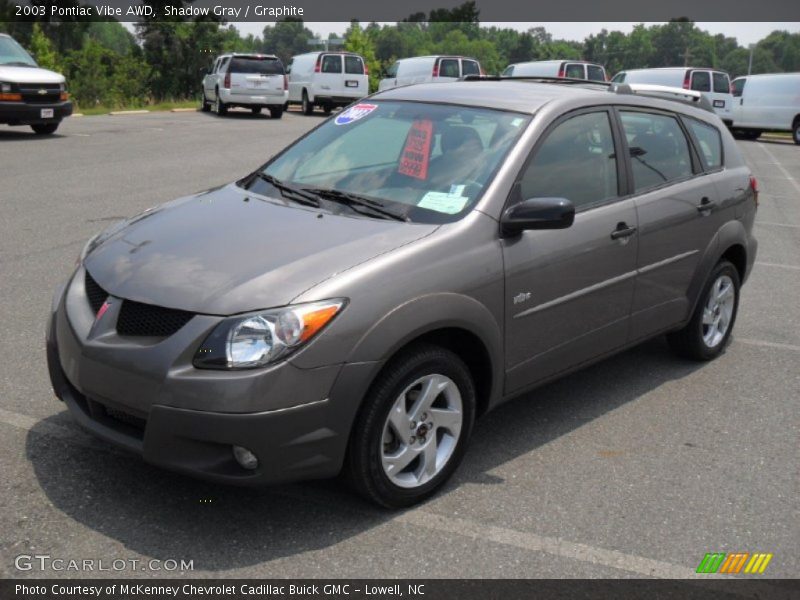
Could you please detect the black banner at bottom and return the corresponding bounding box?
[3,579,799,600]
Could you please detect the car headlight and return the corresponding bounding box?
[193,299,346,369]
[1,82,11,93]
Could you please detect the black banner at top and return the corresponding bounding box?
[4,0,800,22]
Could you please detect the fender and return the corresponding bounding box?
[684,219,750,322]
[345,292,505,410]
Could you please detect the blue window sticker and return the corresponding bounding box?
[335,103,378,125]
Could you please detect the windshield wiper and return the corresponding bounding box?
[301,187,408,222]
[249,172,321,207]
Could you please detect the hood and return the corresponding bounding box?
[0,65,65,84]
[84,184,437,315]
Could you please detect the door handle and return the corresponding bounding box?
[696,197,717,213]
[610,222,637,240]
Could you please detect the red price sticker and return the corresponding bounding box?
[398,119,433,180]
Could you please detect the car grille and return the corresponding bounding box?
[116,299,194,337]
[103,405,147,431]
[84,271,108,314]
[19,83,62,104]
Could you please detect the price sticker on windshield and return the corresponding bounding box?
[398,119,433,180]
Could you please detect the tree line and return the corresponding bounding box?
[1,1,799,110]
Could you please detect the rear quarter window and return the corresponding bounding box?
[685,118,723,170]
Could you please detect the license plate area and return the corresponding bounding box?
[41,108,54,119]
[713,100,725,108]
[345,80,359,88]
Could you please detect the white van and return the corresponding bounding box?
[730,73,800,144]
[502,60,607,82]
[377,56,482,91]
[611,67,733,124]
[0,33,72,135]
[287,52,369,115]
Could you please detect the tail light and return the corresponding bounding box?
[683,70,691,89]
[432,61,439,78]
[557,64,565,78]
[750,175,759,207]
[314,55,321,73]
[283,75,288,90]
[223,72,230,89]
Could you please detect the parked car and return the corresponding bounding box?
[611,67,733,125]
[201,53,288,118]
[48,79,757,508]
[286,51,369,115]
[729,73,800,143]
[0,33,72,135]
[502,59,607,82]
[378,55,482,91]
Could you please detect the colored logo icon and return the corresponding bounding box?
[696,552,773,574]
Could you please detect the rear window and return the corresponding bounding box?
[713,72,730,94]
[620,111,694,191]
[229,57,283,75]
[321,55,342,74]
[438,59,459,78]
[565,64,585,79]
[691,71,711,92]
[686,118,723,170]
[344,55,364,75]
[586,65,606,81]
[462,60,480,76]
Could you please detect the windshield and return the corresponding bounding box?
[0,36,37,67]
[247,101,530,224]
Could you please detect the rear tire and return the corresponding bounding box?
[667,260,740,361]
[214,91,227,117]
[31,123,59,135]
[793,119,800,145]
[302,91,313,115]
[269,107,283,119]
[346,344,476,508]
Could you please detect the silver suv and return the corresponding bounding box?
[201,53,288,118]
[47,78,757,507]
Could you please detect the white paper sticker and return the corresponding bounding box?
[511,117,524,127]
[418,191,469,214]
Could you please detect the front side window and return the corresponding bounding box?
[713,72,730,94]
[462,60,480,76]
[620,111,693,192]
[249,102,530,224]
[587,65,606,81]
[731,78,746,97]
[438,59,459,78]
[321,55,342,73]
[0,36,37,67]
[565,63,585,79]
[344,56,364,75]
[517,111,618,210]
[691,71,711,92]
[686,118,723,170]
[386,62,399,78]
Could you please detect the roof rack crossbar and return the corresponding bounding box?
[610,83,715,113]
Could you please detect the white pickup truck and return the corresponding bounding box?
[0,33,72,135]
[201,53,288,119]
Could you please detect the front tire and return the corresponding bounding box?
[251,107,261,115]
[269,107,283,119]
[214,91,227,116]
[346,344,475,508]
[793,120,800,145]
[31,123,59,135]
[200,91,211,112]
[667,260,740,361]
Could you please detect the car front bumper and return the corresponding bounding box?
[0,100,72,125]
[45,269,379,485]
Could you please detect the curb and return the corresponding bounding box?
[71,113,84,117]
[171,108,198,113]
[109,110,150,115]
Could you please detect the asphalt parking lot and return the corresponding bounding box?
[1,109,798,580]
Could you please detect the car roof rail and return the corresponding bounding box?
[610,83,715,113]
[460,74,611,87]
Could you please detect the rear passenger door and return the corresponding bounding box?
[503,109,638,393]
[618,109,724,341]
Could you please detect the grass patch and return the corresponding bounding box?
[75,100,198,116]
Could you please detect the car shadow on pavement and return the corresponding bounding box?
[0,130,66,141]
[26,336,707,571]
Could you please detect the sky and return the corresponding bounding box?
[233,21,800,47]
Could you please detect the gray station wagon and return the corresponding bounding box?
[46,78,758,507]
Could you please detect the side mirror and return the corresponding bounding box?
[501,197,575,237]
[200,67,210,76]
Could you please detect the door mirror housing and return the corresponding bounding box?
[501,197,575,236]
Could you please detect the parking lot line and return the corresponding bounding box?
[755,261,800,272]
[736,338,800,353]
[757,143,800,195]
[755,222,800,229]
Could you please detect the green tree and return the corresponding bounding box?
[344,21,380,91]
[29,22,61,71]
[261,18,315,64]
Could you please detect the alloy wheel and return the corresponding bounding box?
[702,274,735,348]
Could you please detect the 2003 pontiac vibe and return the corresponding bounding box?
[47,79,757,507]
